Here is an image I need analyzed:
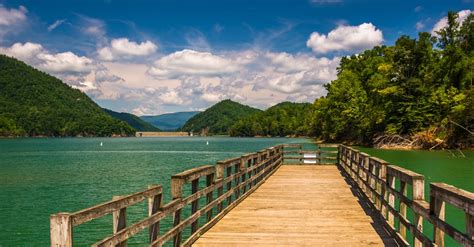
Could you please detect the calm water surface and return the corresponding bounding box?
[0,137,307,246]
[0,138,472,246]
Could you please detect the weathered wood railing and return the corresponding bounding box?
[338,145,474,247]
[50,145,284,247]
[283,143,338,164]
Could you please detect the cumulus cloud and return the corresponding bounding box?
[0,5,28,39]
[1,42,94,76]
[1,41,340,115]
[0,42,43,62]
[307,23,383,54]
[98,38,158,60]
[37,52,93,74]
[431,9,472,35]
[148,49,242,78]
[0,5,27,26]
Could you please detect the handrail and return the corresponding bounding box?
[338,145,474,247]
[283,144,338,165]
[50,144,285,247]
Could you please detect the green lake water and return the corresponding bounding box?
[0,137,472,246]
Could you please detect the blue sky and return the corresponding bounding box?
[0,0,472,115]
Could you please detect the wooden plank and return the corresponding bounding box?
[70,185,162,226]
[193,165,394,246]
[431,183,474,215]
[172,165,214,183]
[386,165,424,185]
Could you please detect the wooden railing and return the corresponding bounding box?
[283,143,338,164]
[50,145,284,247]
[338,145,474,247]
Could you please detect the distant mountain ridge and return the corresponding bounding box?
[181,99,262,135]
[141,111,200,130]
[0,55,135,137]
[103,108,160,132]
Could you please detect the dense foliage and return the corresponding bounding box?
[141,111,200,130]
[230,102,313,137]
[181,99,262,134]
[0,55,135,137]
[311,12,474,147]
[103,108,160,132]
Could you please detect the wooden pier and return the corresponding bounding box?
[50,144,474,247]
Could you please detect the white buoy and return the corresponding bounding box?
[206,141,209,145]
[100,142,103,147]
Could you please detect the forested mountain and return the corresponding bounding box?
[311,11,473,148]
[181,100,262,135]
[103,108,160,132]
[141,111,200,130]
[0,55,135,137]
[230,102,313,137]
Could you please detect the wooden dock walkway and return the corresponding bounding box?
[50,144,474,247]
[193,165,396,246]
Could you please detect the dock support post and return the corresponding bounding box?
[190,178,199,233]
[387,174,395,227]
[112,196,127,247]
[206,173,214,222]
[171,178,184,247]
[148,185,162,243]
[413,178,424,247]
[399,181,407,240]
[50,213,72,247]
[431,191,445,247]
[216,162,225,213]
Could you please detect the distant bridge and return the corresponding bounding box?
[50,144,474,246]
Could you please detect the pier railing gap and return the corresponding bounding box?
[51,144,473,247]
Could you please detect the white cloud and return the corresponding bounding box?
[80,16,106,38]
[306,23,383,54]
[48,19,66,32]
[0,5,27,26]
[37,52,93,74]
[98,38,158,60]
[416,21,425,31]
[148,49,241,78]
[431,10,472,35]
[0,42,43,62]
[1,42,94,76]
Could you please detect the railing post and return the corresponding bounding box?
[377,162,387,212]
[148,185,162,243]
[171,178,183,247]
[362,154,370,195]
[430,188,445,247]
[50,213,72,247]
[226,165,233,205]
[413,177,424,247]
[387,174,395,227]
[234,160,241,200]
[190,178,199,233]
[399,181,407,240]
[206,173,214,222]
[240,156,247,194]
[467,213,474,241]
[112,195,127,247]
[216,162,225,213]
